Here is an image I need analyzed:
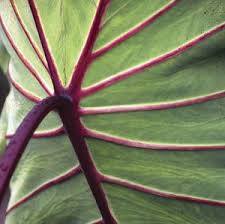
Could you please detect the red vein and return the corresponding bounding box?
[82,22,225,98]
[85,128,225,151]
[68,0,111,90]
[68,0,110,96]
[101,174,225,207]
[92,0,180,59]
[28,1,116,222]
[29,0,63,94]
[7,165,81,214]
[0,96,66,211]
[6,126,65,139]
[80,90,225,115]
[9,0,49,72]
[0,15,52,96]
[8,71,41,103]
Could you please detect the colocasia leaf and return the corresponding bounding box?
[1,0,225,223]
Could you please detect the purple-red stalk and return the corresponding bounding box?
[0,96,66,208]
[28,0,116,223]
[59,97,116,224]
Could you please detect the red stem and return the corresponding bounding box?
[4,0,225,221]
[0,96,66,209]
[59,99,117,224]
[27,1,116,222]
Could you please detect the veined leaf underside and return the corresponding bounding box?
[1,0,225,223]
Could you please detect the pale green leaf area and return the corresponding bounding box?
[7,174,101,224]
[8,135,78,204]
[83,97,225,144]
[88,138,225,201]
[105,184,225,224]
[81,34,225,107]
[5,88,61,135]
[9,61,48,101]
[0,0,225,223]
[34,0,99,85]
[83,0,225,86]
[0,0,53,92]
[95,0,170,49]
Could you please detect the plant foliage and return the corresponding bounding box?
[1,0,225,223]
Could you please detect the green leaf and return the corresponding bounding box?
[1,0,225,223]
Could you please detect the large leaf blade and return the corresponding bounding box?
[1,0,225,223]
